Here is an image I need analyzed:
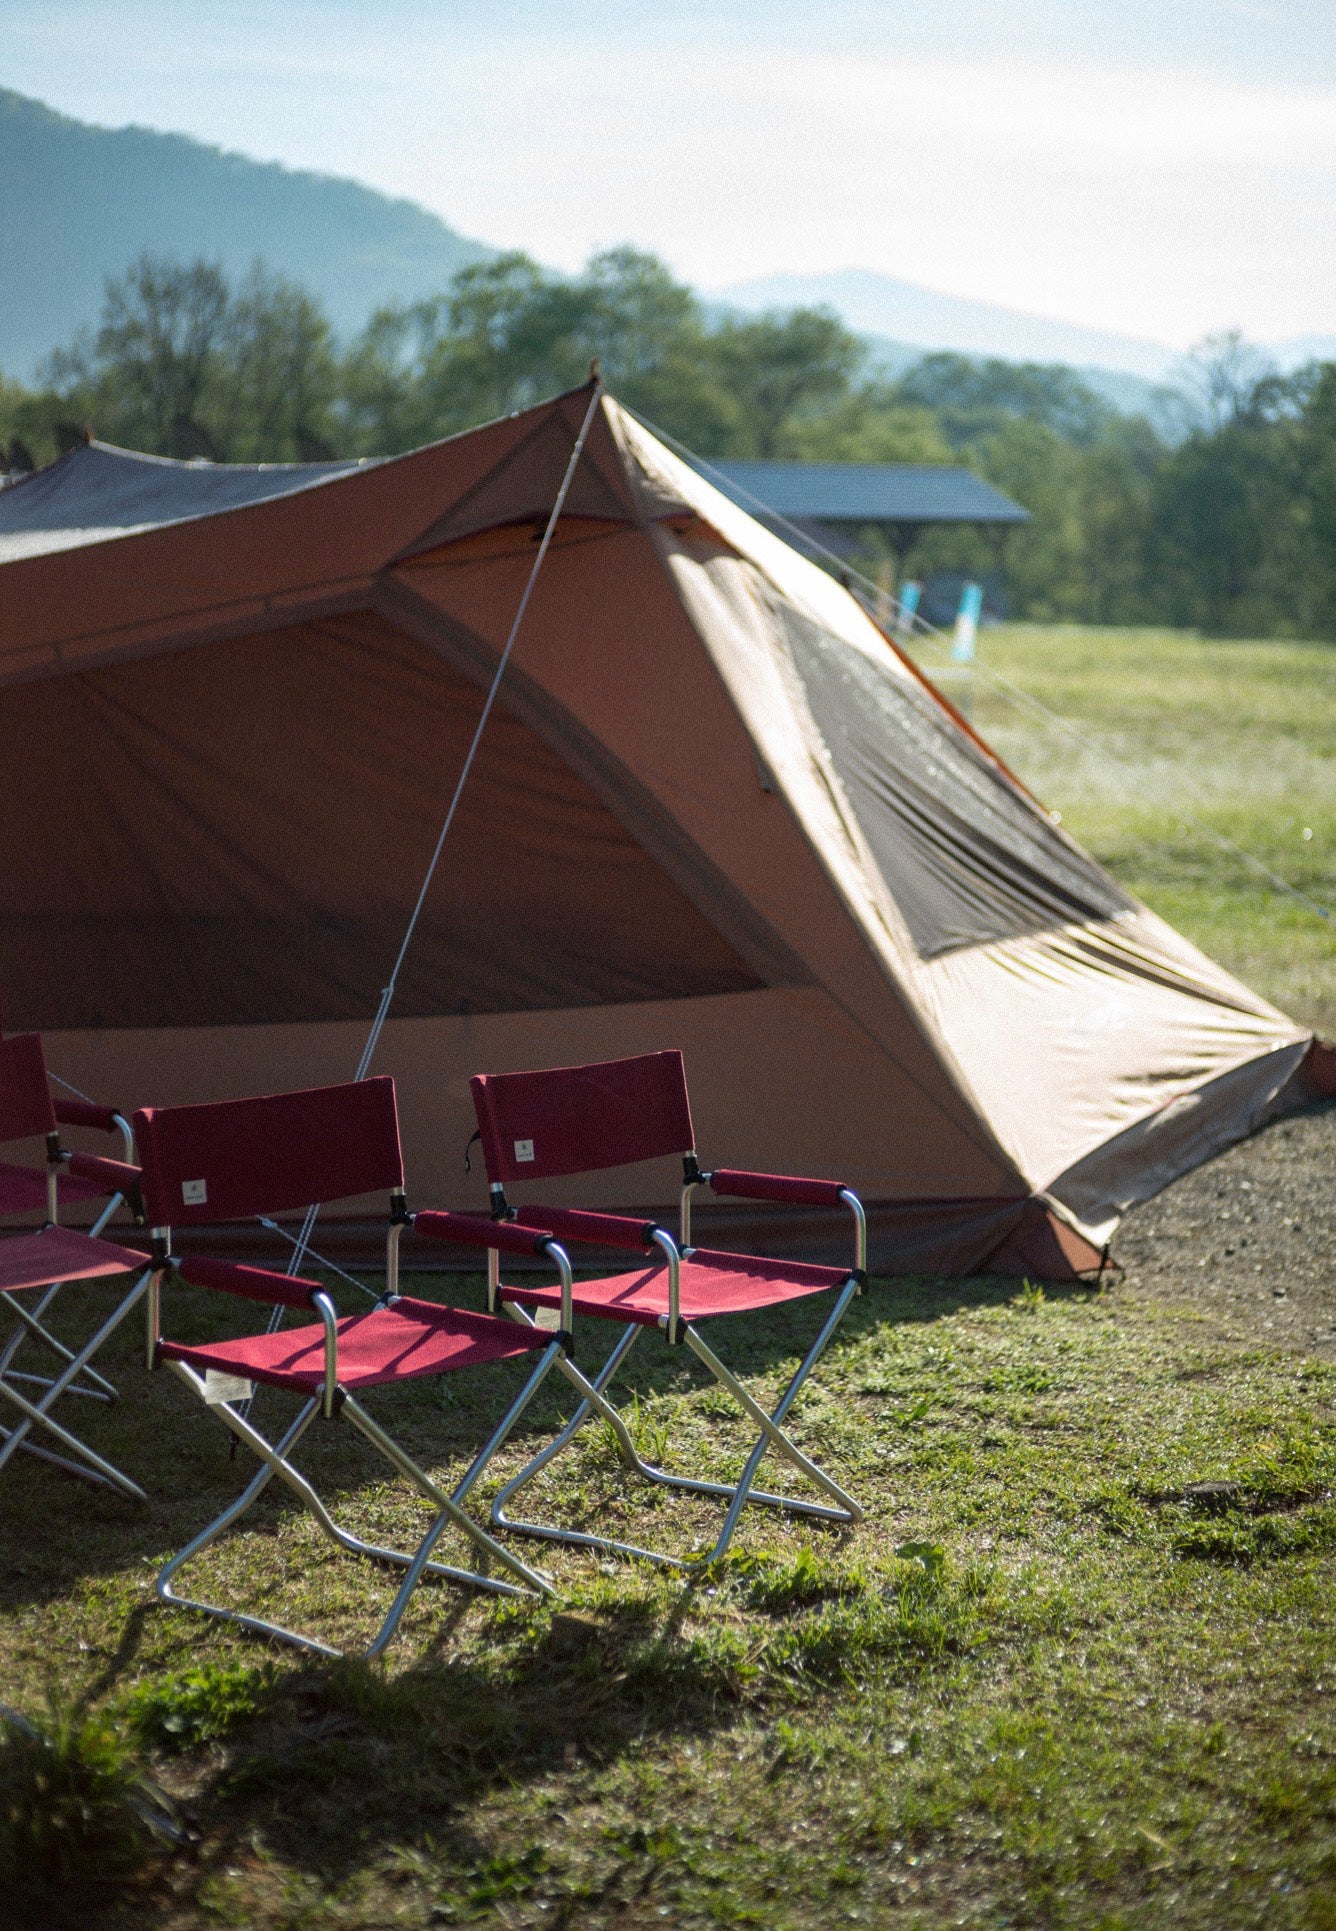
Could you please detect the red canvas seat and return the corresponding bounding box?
[500,1249,852,1328]
[0,1032,151,1501]
[136,1077,578,1658]
[161,1294,550,1396]
[466,1051,868,1570]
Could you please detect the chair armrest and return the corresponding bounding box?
[54,1099,135,1162]
[511,1205,665,1252]
[414,1210,574,1341]
[513,1209,683,1343]
[414,1209,565,1260]
[158,1259,338,1415]
[707,1168,848,1207]
[64,1151,141,1199]
[177,1254,323,1310]
[54,1097,121,1134]
[706,1171,866,1275]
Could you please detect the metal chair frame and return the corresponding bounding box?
[468,1053,868,1572]
[0,1254,154,1500]
[137,1082,579,1657]
[0,1133,137,1410]
[0,1032,148,1497]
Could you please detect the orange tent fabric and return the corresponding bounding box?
[0,385,1319,1275]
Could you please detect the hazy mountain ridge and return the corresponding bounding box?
[717,268,1336,385]
[0,89,491,378]
[3,89,1329,411]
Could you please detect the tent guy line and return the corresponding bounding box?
[645,414,1333,928]
[284,377,604,1282]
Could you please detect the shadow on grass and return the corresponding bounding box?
[110,1527,983,1910]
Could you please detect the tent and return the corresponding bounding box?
[0,384,1328,1275]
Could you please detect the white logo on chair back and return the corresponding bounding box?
[182,1178,208,1206]
[514,1138,534,1163]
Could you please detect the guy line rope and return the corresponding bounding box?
[280,377,607,1289]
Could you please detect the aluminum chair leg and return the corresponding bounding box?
[0,1271,151,1499]
[0,1288,120,1401]
[157,1344,564,1657]
[491,1280,864,1569]
[0,1192,130,1406]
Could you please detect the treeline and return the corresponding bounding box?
[3,249,1334,639]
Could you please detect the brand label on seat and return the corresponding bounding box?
[182,1178,208,1205]
[514,1138,534,1163]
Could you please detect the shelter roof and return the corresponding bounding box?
[0,439,376,563]
[695,459,1030,528]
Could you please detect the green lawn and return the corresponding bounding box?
[2,623,1334,1928]
[909,623,1336,1038]
[2,1266,1335,1928]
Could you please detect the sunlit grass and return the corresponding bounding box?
[1,1268,1334,1926]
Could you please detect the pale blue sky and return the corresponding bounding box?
[4,1,1334,345]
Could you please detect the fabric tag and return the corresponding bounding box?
[202,1370,254,1405]
[514,1138,534,1163]
[532,1305,561,1330]
[182,1178,208,1205]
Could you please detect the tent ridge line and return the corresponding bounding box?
[373,573,818,995]
[0,580,378,693]
[390,384,622,565]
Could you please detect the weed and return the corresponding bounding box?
[0,1693,167,1918]
[123,1659,272,1752]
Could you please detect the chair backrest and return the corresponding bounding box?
[0,1032,58,1146]
[470,1051,694,1185]
[133,1077,404,1228]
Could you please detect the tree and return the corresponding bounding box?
[217,266,340,461]
[1168,330,1278,435]
[777,381,952,465]
[42,255,342,462]
[896,353,1114,449]
[47,255,230,456]
[703,308,863,457]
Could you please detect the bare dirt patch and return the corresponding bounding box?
[1115,1099,1335,1357]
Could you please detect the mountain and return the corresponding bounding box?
[716,268,1180,382]
[854,332,1170,422]
[0,89,492,379]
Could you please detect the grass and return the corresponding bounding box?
[1,1264,1334,1927]
[0,622,1332,1926]
[907,623,1336,1037]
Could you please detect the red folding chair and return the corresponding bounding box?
[0,1032,153,1499]
[470,1051,867,1569]
[136,1076,579,1657]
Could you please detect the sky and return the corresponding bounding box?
[3,0,1335,349]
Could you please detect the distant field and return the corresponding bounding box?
[907,623,1336,1040]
